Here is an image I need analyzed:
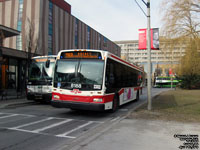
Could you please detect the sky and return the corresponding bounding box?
[64,0,164,41]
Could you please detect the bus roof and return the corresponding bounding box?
[32,55,57,59]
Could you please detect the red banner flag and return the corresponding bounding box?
[138,28,159,50]
[138,29,147,50]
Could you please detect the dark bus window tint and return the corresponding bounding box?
[106,58,140,89]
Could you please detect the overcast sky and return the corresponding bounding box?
[65,0,163,41]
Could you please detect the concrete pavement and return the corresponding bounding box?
[71,118,200,150]
[67,88,200,150]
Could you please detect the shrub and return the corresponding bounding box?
[179,75,200,89]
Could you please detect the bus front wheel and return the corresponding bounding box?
[111,95,119,112]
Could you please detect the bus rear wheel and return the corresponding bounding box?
[136,90,140,101]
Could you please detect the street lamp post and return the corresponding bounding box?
[135,0,152,110]
[147,0,152,110]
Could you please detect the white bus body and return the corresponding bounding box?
[27,55,56,102]
[51,50,143,111]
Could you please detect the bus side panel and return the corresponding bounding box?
[119,88,138,105]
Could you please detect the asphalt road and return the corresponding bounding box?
[0,88,170,150]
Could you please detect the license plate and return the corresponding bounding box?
[71,83,81,89]
[38,86,42,93]
[35,94,42,99]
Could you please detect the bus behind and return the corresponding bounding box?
[27,55,56,102]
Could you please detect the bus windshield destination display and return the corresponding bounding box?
[60,51,102,59]
[35,58,48,62]
[34,58,56,62]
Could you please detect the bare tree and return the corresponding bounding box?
[24,17,40,93]
[25,18,39,67]
[161,0,200,72]
[160,0,200,88]
[177,39,200,75]
[161,0,200,38]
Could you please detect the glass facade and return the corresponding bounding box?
[16,0,24,50]
[87,26,90,49]
[98,34,101,50]
[75,19,79,48]
[0,57,26,91]
[48,1,53,55]
[103,37,107,50]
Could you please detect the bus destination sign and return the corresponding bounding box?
[61,51,102,59]
[34,58,56,62]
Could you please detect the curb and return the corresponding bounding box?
[0,100,35,109]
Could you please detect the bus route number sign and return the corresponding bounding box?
[61,51,102,59]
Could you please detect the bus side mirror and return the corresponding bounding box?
[46,60,50,68]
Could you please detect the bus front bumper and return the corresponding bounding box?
[27,93,52,102]
[51,100,105,111]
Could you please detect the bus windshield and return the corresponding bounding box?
[54,59,104,90]
[29,60,55,81]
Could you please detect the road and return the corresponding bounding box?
[0,88,169,150]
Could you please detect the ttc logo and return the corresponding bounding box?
[71,89,81,94]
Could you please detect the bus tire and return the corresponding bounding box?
[27,95,34,101]
[136,90,140,101]
[111,95,119,112]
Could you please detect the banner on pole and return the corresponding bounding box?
[138,29,147,50]
[138,28,159,50]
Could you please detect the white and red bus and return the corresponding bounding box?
[51,49,144,111]
[27,55,57,102]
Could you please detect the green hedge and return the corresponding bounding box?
[178,75,200,89]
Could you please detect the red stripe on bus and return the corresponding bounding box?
[52,92,114,103]
[118,89,124,95]
[134,87,141,91]
[110,55,143,72]
[103,94,115,103]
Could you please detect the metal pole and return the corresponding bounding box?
[147,0,152,110]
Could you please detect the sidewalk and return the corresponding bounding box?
[0,98,35,109]
[0,89,34,109]
[73,118,200,150]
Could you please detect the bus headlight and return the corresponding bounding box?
[27,88,32,93]
[53,95,60,99]
[93,98,103,102]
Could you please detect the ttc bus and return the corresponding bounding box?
[27,55,56,102]
[51,49,144,111]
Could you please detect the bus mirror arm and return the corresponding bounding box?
[46,60,50,68]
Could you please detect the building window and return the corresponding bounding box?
[87,26,91,49]
[48,1,53,55]
[103,37,107,49]
[75,19,78,48]
[98,34,101,49]
[16,0,24,50]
